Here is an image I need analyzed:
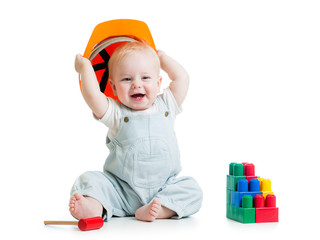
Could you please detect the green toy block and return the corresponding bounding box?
[226,204,232,218]
[230,163,244,176]
[227,163,246,190]
[226,189,231,205]
[227,205,255,223]
[226,195,255,224]
[227,175,246,190]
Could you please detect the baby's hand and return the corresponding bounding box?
[75,54,91,74]
[157,50,165,58]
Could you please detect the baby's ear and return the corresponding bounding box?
[109,79,118,96]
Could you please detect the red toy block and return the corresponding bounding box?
[243,163,258,182]
[254,194,279,223]
[246,176,258,182]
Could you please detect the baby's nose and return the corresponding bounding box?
[131,79,142,88]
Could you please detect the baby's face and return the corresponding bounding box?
[109,50,161,111]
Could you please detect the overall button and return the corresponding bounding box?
[165,112,169,117]
[124,117,129,122]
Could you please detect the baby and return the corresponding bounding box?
[70,42,202,222]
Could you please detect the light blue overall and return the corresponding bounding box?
[71,96,203,221]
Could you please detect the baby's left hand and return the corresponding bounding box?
[75,54,91,74]
[157,50,165,57]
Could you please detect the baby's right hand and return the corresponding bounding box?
[75,54,91,74]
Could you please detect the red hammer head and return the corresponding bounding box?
[78,217,104,231]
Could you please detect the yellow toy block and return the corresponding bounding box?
[260,178,274,198]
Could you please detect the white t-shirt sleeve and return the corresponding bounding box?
[162,87,182,120]
[97,97,122,139]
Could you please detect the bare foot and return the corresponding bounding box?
[69,193,103,220]
[135,199,176,222]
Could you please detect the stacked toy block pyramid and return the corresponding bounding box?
[226,162,279,223]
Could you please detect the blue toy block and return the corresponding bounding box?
[231,178,262,207]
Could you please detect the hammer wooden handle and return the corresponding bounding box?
[44,220,78,225]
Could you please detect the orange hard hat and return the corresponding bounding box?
[79,19,156,101]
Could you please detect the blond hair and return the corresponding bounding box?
[108,41,160,78]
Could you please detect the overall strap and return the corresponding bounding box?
[154,94,169,113]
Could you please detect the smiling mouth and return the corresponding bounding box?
[130,93,146,100]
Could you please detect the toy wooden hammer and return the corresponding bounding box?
[44,216,104,231]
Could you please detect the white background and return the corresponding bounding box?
[0,0,319,239]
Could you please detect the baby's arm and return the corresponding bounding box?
[158,50,189,107]
[75,54,109,119]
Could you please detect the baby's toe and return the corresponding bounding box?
[74,193,83,200]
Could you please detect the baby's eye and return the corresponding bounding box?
[122,77,131,81]
[142,76,151,80]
